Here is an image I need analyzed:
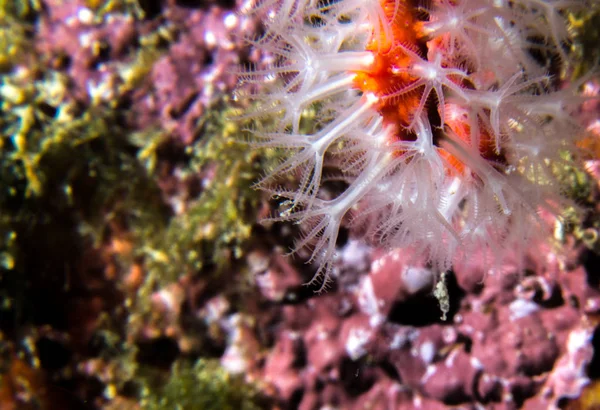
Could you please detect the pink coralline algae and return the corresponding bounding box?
[232,236,600,409]
[138,5,257,144]
[36,0,142,103]
[35,0,258,145]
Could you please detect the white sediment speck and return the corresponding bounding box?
[204,31,216,47]
[77,7,94,24]
[224,13,238,29]
[509,298,539,320]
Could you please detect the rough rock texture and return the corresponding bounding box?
[2,1,599,410]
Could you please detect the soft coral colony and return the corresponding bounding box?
[238,0,596,290]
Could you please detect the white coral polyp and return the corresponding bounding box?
[238,0,590,290]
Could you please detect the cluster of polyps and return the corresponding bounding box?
[237,0,590,290]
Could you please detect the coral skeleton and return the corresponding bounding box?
[237,0,591,290]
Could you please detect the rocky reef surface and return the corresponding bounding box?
[0,1,599,409]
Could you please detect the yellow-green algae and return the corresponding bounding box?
[140,359,267,410]
[568,3,600,80]
[0,0,275,407]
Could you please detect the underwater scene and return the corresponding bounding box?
[1,0,600,409]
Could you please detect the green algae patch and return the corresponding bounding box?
[568,4,600,79]
[140,359,269,410]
